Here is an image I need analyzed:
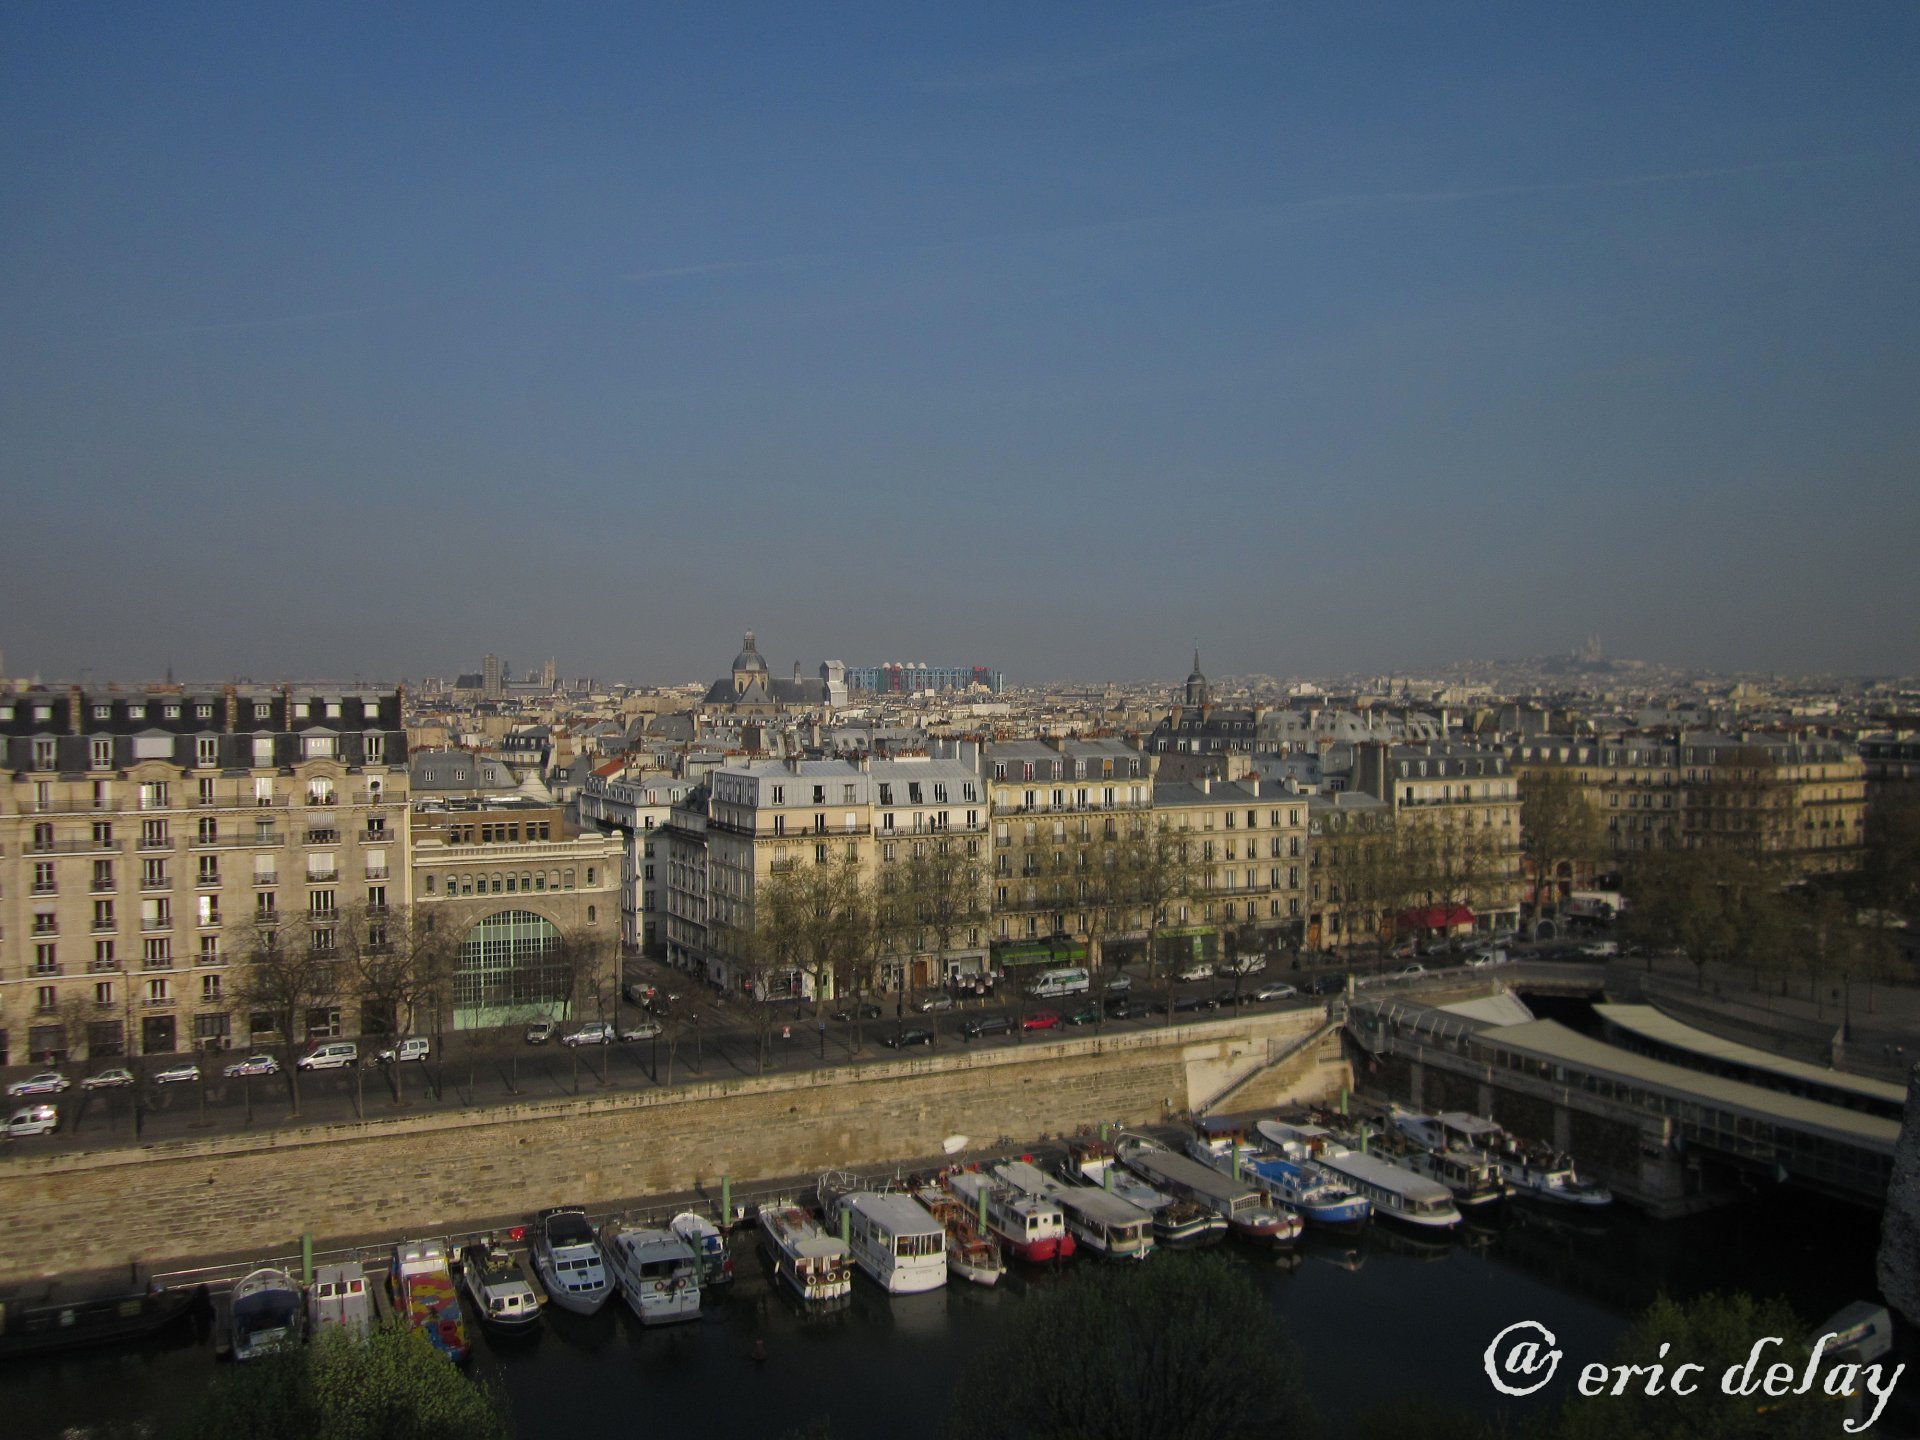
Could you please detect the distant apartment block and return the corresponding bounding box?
[845,663,1004,695]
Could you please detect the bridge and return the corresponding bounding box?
[1345,996,1899,1214]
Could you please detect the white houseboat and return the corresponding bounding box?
[914,1182,1006,1287]
[819,1178,948,1294]
[307,1262,373,1341]
[530,1206,615,1316]
[757,1203,853,1304]
[995,1160,1155,1261]
[602,1225,702,1326]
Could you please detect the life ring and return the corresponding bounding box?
[653,1279,668,1292]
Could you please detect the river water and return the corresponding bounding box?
[4,1183,1896,1440]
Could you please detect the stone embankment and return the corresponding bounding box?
[0,1008,1336,1281]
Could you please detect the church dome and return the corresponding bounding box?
[732,631,769,675]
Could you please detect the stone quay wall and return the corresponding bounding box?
[0,1009,1331,1281]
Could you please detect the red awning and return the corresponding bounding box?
[1396,904,1474,931]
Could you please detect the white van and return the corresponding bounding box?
[375,1037,430,1065]
[297,1041,359,1071]
[1028,966,1091,999]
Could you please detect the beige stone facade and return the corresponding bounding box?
[0,687,408,1065]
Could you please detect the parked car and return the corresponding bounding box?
[5,1104,59,1138]
[1022,1010,1061,1031]
[297,1042,359,1071]
[1581,941,1620,958]
[6,1072,70,1099]
[525,1019,558,1045]
[1252,982,1298,1002]
[1102,972,1134,994]
[1391,941,1419,960]
[1161,992,1220,1015]
[153,1063,202,1086]
[1063,1002,1102,1026]
[916,994,956,1013]
[879,1027,935,1049]
[960,1015,1013,1040]
[223,1053,281,1078]
[1105,998,1151,1020]
[561,1022,615,1047]
[619,1021,663,1043]
[830,1002,883,1022]
[80,1067,135,1092]
[1310,973,1347,996]
[1396,963,1426,978]
[373,1037,430,1065]
[1176,961,1215,982]
[623,982,679,1012]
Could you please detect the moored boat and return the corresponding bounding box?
[231,1267,304,1362]
[1400,1145,1509,1210]
[307,1262,373,1341]
[943,1168,1077,1264]
[1114,1136,1302,1247]
[995,1159,1155,1262]
[818,1174,947,1294]
[390,1241,470,1361]
[1063,1138,1225,1248]
[1499,1153,1612,1208]
[757,1203,853,1305]
[1192,1118,1370,1229]
[530,1206,615,1316]
[602,1224,702,1325]
[457,1240,543,1333]
[669,1211,735,1289]
[0,1278,203,1359]
[913,1183,1006,1287]
[1259,1120,1461,1231]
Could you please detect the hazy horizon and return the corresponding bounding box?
[5,4,1917,684]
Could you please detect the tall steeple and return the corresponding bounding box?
[1184,645,1210,708]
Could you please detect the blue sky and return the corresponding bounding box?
[3,3,1916,686]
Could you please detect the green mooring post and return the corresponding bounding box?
[722,1176,732,1226]
[840,1208,851,1245]
[1341,1087,1350,1117]
[301,1232,313,1286]
[1103,1162,1113,1191]
[1099,1121,1109,1143]
[977,1184,988,1229]
[1232,1145,1241,1180]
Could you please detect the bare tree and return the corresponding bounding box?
[1126,818,1204,1025]
[233,917,341,1116]
[1520,769,1603,929]
[553,926,618,1089]
[744,857,809,1073]
[900,832,986,1026]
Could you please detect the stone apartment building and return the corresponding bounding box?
[659,754,990,997]
[409,796,622,1030]
[1351,740,1526,934]
[1508,730,1866,878]
[984,737,1154,964]
[574,768,696,955]
[0,686,407,1066]
[1147,774,1313,964]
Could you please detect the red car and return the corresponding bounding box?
[1022,1010,1061,1031]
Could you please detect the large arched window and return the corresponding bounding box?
[452,910,565,1030]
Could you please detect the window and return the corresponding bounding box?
[200,935,221,965]
[201,974,223,1003]
[94,899,114,930]
[196,895,220,927]
[90,737,114,770]
[143,937,171,969]
[196,736,219,768]
[140,781,170,810]
[146,977,171,1004]
[34,942,59,975]
[35,985,58,1014]
[33,737,58,770]
[93,939,116,971]
[32,860,56,894]
[197,855,220,886]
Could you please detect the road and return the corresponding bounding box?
[1,944,1608,1156]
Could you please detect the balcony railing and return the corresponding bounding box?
[364,867,390,881]
[140,876,170,892]
[253,872,278,887]
[28,838,124,854]
[141,917,171,933]
[305,830,340,846]
[307,869,339,883]
[30,882,57,896]
[360,829,390,843]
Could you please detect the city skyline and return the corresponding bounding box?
[4,4,1918,682]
